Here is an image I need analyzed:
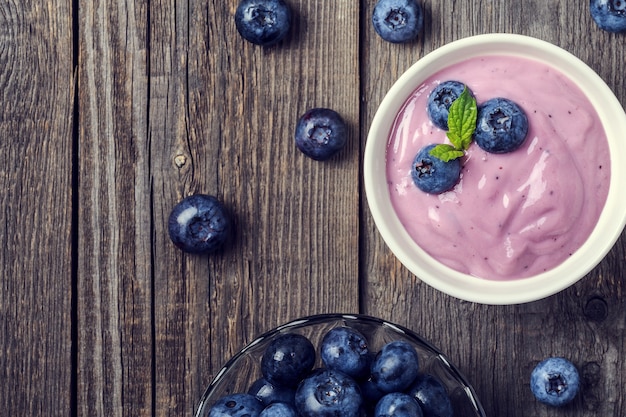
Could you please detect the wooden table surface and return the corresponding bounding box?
[2,1,625,416]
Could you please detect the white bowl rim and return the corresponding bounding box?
[364,33,626,305]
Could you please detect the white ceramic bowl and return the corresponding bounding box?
[364,33,626,305]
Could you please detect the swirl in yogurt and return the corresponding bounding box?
[386,55,610,280]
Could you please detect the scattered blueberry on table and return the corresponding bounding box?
[235,0,292,46]
[167,194,232,254]
[590,0,626,33]
[411,144,462,194]
[294,108,348,161]
[530,357,580,407]
[474,97,529,154]
[372,0,424,43]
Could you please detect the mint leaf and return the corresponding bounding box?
[446,87,477,151]
[429,144,465,162]
[426,85,477,164]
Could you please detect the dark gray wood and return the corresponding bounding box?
[3,0,626,416]
[77,0,360,415]
[0,1,74,415]
[76,1,153,415]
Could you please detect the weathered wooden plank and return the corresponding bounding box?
[360,1,626,416]
[148,1,361,415]
[0,1,74,415]
[77,0,152,416]
[147,0,204,414]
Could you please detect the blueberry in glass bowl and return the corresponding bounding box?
[195,314,486,417]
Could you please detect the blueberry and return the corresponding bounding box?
[295,368,363,417]
[474,97,528,154]
[411,144,462,194]
[261,334,316,387]
[167,194,232,254]
[427,81,469,130]
[294,108,347,161]
[360,376,386,408]
[320,327,371,379]
[372,0,424,43]
[235,0,292,46]
[371,341,420,393]
[259,402,299,417]
[248,377,296,406]
[407,374,453,417]
[590,0,626,33]
[208,393,265,417]
[530,357,580,407]
[374,392,424,417]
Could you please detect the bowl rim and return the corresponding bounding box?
[194,313,486,417]
[364,33,626,304]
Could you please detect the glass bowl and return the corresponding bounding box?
[195,314,485,417]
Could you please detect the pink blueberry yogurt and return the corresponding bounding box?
[386,55,610,280]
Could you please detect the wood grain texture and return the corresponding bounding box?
[361,1,626,416]
[0,0,74,415]
[78,0,360,415]
[149,1,361,413]
[4,0,626,416]
[77,0,152,415]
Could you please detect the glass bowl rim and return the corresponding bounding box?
[194,313,485,417]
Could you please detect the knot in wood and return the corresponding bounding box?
[583,297,608,322]
[174,154,187,168]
